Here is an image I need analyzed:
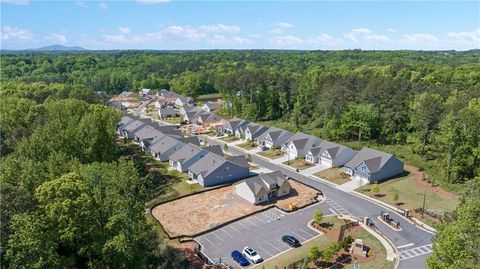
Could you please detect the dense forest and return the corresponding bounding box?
[0,86,188,268]
[1,50,479,268]
[2,50,479,189]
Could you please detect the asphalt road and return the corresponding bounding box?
[200,136,435,269]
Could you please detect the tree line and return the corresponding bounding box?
[0,86,188,268]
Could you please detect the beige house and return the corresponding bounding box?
[234,171,291,204]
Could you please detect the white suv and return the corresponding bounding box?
[242,246,263,264]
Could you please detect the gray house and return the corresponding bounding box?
[158,107,179,119]
[201,101,221,112]
[223,118,249,135]
[344,147,404,183]
[119,120,147,139]
[187,153,249,187]
[282,132,322,159]
[258,127,293,149]
[179,106,201,116]
[244,124,269,143]
[117,115,134,134]
[305,140,356,168]
[234,171,291,204]
[132,125,166,151]
[149,136,186,161]
[175,96,195,108]
[169,144,223,172]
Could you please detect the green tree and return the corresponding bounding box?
[427,177,480,269]
[313,209,323,224]
[393,192,400,204]
[371,183,380,194]
[309,246,320,261]
[340,103,379,141]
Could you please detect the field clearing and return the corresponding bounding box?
[152,181,319,237]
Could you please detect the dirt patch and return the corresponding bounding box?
[276,180,319,211]
[152,181,319,237]
[404,164,458,200]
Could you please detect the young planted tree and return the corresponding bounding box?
[370,183,380,195]
[313,209,323,224]
[309,246,320,264]
[392,192,400,205]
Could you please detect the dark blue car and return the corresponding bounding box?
[231,250,250,266]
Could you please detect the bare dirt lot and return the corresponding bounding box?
[152,181,319,237]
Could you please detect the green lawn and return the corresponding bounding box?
[258,149,284,159]
[161,116,182,124]
[356,173,459,214]
[253,235,332,269]
[237,141,257,150]
[343,229,395,269]
[220,135,239,143]
[315,168,351,185]
[284,158,314,170]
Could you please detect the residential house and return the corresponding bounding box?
[179,106,201,116]
[196,112,226,128]
[169,144,222,173]
[282,132,322,159]
[234,124,248,139]
[244,124,269,143]
[158,107,179,119]
[184,110,207,124]
[149,136,186,162]
[154,100,174,108]
[201,101,221,112]
[119,91,137,98]
[156,89,180,102]
[258,127,293,149]
[187,153,250,187]
[119,120,147,139]
[344,147,404,183]
[117,115,134,134]
[175,96,195,108]
[140,88,152,96]
[222,118,249,135]
[305,141,356,168]
[132,125,164,149]
[234,171,291,204]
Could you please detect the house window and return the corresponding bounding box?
[361,166,365,172]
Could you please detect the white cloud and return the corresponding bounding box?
[387,28,397,33]
[136,0,170,4]
[160,25,205,41]
[344,28,389,43]
[1,0,29,5]
[208,34,253,46]
[75,1,87,8]
[307,33,342,46]
[269,35,303,46]
[46,33,67,44]
[274,22,294,28]
[199,24,241,33]
[118,27,131,34]
[102,34,126,43]
[1,25,33,41]
[249,34,261,39]
[99,2,108,9]
[401,33,439,44]
[447,28,480,47]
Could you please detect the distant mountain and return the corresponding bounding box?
[32,44,87,51]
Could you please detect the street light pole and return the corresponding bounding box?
[417,192,426,218]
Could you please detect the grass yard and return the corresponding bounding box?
[356,173,459,214]
[161,116,182,124]
[253,234,332,269]
[258,149,284,159]
[314,168,351,185]
[344,229,395,269]
[237,141,257,150]
[220,135,239,143]
[284,158,314,170]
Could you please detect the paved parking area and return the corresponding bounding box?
[196,206,324,268]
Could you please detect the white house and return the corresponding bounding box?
[282,132,322,160]
[305,140,356,168]
[234,171,291,204]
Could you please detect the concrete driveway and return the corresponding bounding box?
[300,163,330,175]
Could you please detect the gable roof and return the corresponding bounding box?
[287,132,321,150]
[159,107,177,115]
[242,171,289,195]
[345,147,396,173]
[261,127,293,142]
[121,120,146,132]
[204,145,224,156]
[149,136,183,154]
[203,101,220,110]
[169,143,204,163]
[180,136,201,146]
[134,125,164,141]
[308,140,352,159]
[225,118,249,130]
[188,152,243,178]
[118,115,134,127]
[227,155,249,168]
[157,89,180,99]
[176,96,194,105]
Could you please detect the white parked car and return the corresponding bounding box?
[242,246,263,264]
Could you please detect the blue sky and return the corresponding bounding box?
[1,0,479,50]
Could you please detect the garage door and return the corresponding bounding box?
[320,158,333,168]
[354,174,369,183]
